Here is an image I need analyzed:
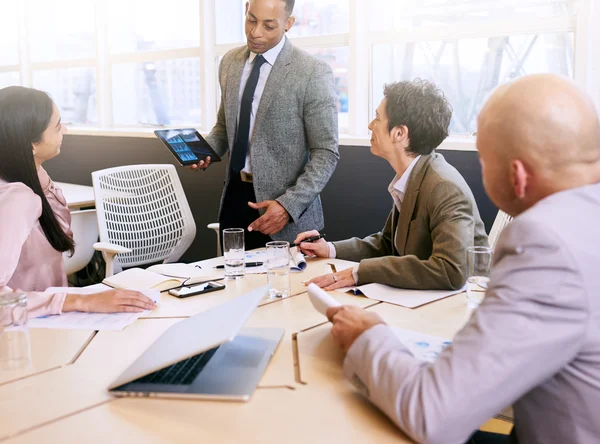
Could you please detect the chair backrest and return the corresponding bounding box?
[64,209,99,276]
[488,209,513,249]
[92,164,196,268]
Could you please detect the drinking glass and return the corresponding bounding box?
[466,246,493,308]
[223,228,245,279]
[265,241,291,299]
[0,291,31,370]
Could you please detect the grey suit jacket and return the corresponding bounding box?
[343,183,600,444]
[333,153,488,290]
[205,38,339,242]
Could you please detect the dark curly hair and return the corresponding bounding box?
[383,79,452,156]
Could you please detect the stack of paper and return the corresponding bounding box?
[28,284,160,331]
[307,284,452,363]
[336,283,466,308]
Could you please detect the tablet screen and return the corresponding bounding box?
[154,129,221,166]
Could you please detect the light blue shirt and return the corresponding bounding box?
[238,35,287,174]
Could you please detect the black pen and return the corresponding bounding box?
[290,233,326,248]
[215,262,263,269]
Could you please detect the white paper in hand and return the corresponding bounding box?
[307,283,341,316]
[289,248,307,272]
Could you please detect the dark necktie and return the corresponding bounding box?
[231,54,267,173]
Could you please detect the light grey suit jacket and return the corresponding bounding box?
[205,38,339,242]
[343,183,600,444]
[333,153,488,290]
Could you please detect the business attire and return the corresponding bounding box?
[332,152,488,290]
[205,36,339,250]
[343,183,600,444]
[0,168,72,318]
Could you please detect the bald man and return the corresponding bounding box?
[324,75,600,444]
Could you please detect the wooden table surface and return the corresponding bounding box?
[0,258,511,443]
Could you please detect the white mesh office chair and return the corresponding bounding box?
[63,209,99,276]
[92,165,196,277]
[489,210,513,249]
[207,222,222,256]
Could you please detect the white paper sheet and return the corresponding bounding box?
[28,284,160,331]
[307,283,341,316]
[335,283,466,308]
[391,328,452,363]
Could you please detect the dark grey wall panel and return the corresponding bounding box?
[45,135,497,262]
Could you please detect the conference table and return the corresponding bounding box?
[0,257,511,443]
[55,182,95,210]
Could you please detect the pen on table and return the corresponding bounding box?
[290,233,326,248]
[214,262,263,269]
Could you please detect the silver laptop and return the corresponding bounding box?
[108,285,283,401]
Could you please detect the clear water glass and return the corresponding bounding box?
[466,246,493,308]
[0,291,31,370]
[223,228,245,280]
[265,241,291,299]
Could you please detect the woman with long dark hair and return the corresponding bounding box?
[0,86,155,317]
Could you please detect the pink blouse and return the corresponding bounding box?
[0,167,73,318]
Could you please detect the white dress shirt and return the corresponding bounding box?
[238,36,287,174]
[328,155,421,283]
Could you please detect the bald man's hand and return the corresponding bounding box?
[326,305,385,352]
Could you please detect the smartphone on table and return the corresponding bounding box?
[168,281,226,298]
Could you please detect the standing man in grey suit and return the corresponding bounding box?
[325,74,600,444]
[190,0,339,250]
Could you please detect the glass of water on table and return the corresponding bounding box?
[466,246,493,308]
[265,241,291,299]
[223,228,245,280]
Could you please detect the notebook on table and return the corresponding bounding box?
[103,264,222,292]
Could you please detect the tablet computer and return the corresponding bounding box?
[154,128,221,166]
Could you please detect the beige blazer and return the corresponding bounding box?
[333,153,488,290]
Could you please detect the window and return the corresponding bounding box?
[33,68,97,125]
[368,0,578,135]
[372,32,574,134]
[0,72,20,89]
[288,0,350,37]
[107,0,200,53]
[2,0,594,146]
[112,59,201,126]
[369,0,574,31]
[0,2,19,66]
[28,0,96,62]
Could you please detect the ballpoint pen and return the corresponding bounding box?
[290,233,326,248]
[214,262,263,269]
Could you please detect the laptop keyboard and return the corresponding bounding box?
[137,346,219,386]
